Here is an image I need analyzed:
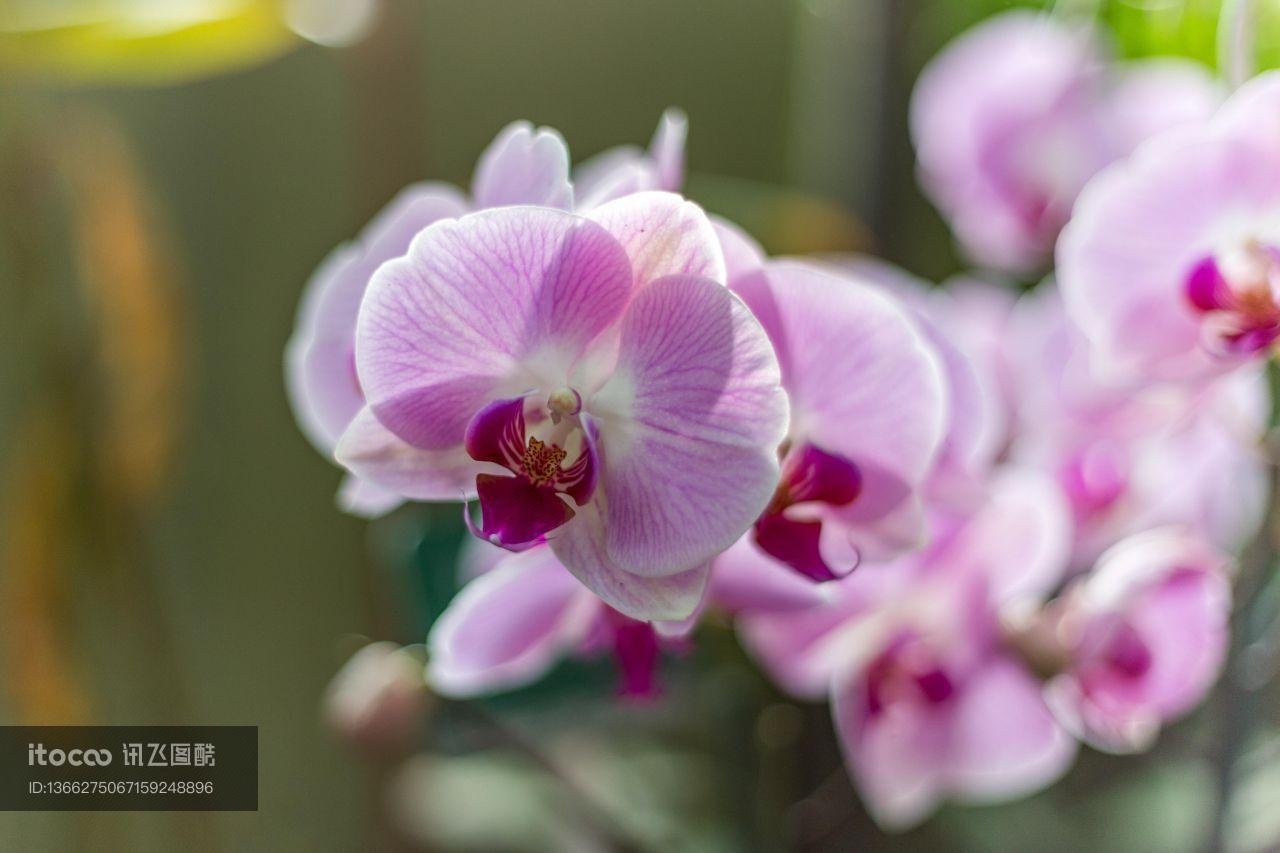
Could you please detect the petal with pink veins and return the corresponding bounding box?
[551,503,711,620]
[285,182,469,452]
[588,274,788,577]
[335,406,486,501]
[712,216,766,284]
[586,191,726,289]
[356,207,633,449]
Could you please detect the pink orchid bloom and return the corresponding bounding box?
[427,543,685,699]
[1059,71,1280,382]
[1044,528,1231,753]
[912,11,1220,273]
[1004,287,1268,567]
[723,255,949,580]
[285,113,684,516]
[340,197,787,621]
[740,471,1076,828]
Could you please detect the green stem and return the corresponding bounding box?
[1219,0,1256,90]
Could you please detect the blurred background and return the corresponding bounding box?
[2,1,1279,850]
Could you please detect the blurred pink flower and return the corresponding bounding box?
[740,470,1076,828]
[286,114,683,517]
[1044,528,1231,752]
[727,259,949,579]
[1005,287,1267,567]
[1059,71,1280,382]
[324,642,429,753]
[341,199,786,621]
[912,11,1219,273]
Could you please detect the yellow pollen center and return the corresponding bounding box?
[546,387,580,423]
[522,437,567,486]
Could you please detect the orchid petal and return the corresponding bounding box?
[356,207,633,449]
[471,121,573,210]
[649,108,687,192]
[589,274,787,577]
[833,670,947,830]
[336,474,404,519]
[471,474,576,550]
[712,216,766,284]
[335,406,484,501]
[947,659,1077,801]
[551,504,710,621]
[1216,68,1280,150]
[427,548,595,696]
[711,536,833,614]
[586,191,726,289]
[1058,130,1280,381]
[285,183,468,452]
[941,468,1072,608]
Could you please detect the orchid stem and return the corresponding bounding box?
[1207,358,1280,851]
[1219,0,1256,91]
[444,699,643,853]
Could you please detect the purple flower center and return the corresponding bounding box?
[1074,615,1154,704]
[752,442,862,582]
[864,636,955,718]
[1184,241,1280,357]
[463,392,598,551]
[1104,622,1153,679]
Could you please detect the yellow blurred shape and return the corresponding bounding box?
[0,408,91,725]
[61,113,184,511]
[0,0,301,86]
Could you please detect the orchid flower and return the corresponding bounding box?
[718,248,948,582]
[286,113,683,516]
[912,11,1220,273]
[739,470,1076,828]
[1041,528,1231,753]
[1005,287,1268,567]
[1058,71,1280,382]
[339,197,787,621]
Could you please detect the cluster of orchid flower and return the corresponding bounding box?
[291,10,1278,830]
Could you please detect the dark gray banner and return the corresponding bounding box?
[0,726,257,811]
